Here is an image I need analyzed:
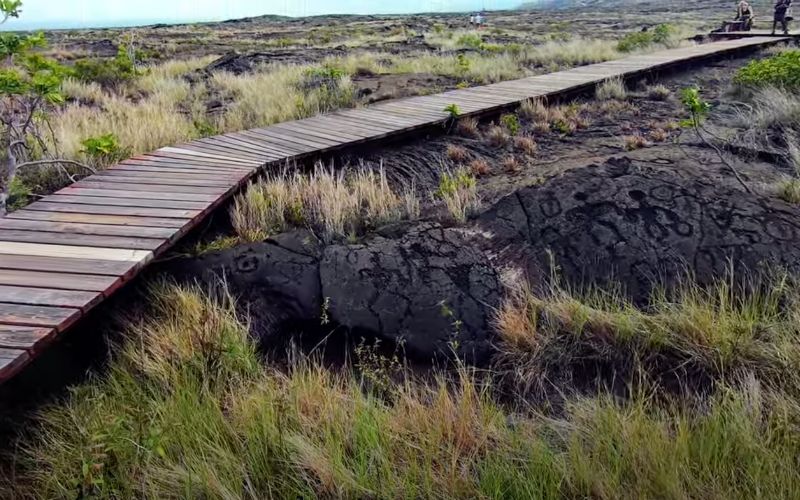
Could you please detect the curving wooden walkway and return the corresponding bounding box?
[0,36,786,383]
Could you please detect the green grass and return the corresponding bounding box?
[8,280,800,499]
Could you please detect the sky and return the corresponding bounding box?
[2,0,523,30]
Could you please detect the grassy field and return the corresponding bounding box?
[4,271,800,499]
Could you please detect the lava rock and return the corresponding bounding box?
[320,224,502,363]
[478,157,800,298]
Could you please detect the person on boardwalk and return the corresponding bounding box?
[772,0,792,35]
[736,0,755,30]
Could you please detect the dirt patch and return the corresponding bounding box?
[353,71,460,103]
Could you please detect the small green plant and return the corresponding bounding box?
[80,133,128,165]
[432,23,445,34]
[456,53,471,75]
[436,168,479,223]
[735,50,800,89]
[193,119,219,137]
[680,87,711,127]
[500,113,521,136]
[443,103,461,118]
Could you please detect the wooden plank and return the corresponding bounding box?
[0,218,175,239]
[272,121,366,142]
[0,254,137,276]
[101,167,243,181]
[74,180,227,195]
[122,157,254,172]
[0,325,53,351]
[144,151,258,168]
[0,303,81,329]
[158,146,261,165]
[6,209,190,228]
[0,229,164,251]
[47,194,208,211]
[200,135,283,158]
[0,269,119,292]
[248,127,340,149]
[59,187,219,202]
[236,130,312,156]
[23,202,198,220]
[83,174,236,188]
[117,160,252,174]
[0,241,152,262]
[179,141,268,163]
[0,348,30,379]
[0,285,102,309]
[107,165,247,178]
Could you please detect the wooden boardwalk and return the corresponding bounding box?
[0,36,786,383]
[710,29,800,39]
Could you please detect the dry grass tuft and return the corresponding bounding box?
[456,117,480,138]
[469,158,491,177]
[231,164,417,242]
[486,125,510,147]
[446,144,470,163]
[624,134,648,150]
[646,84,671,100]
[595,77,627,101]
[514,135,538,156]
[648,128,669,142]
[502,155,521,173]
[519,98,550,122]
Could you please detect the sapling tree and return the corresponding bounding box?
[0,0,94,214]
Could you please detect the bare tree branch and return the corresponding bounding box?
[16,159,96,175]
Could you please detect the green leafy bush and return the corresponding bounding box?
[617,24,673,52]
[457,33,483,49]
[735,50,800,89]
[500,113,521,135]
[72,46,138,87]
[443,103,461,118]
[80,133,128,164]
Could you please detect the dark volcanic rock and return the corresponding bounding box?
[166,231,322,340]
[166,225,501,362]
[321,224,502,363]
[478,157,800,298]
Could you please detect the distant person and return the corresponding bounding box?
[475,11,485,29]
[736,0,755,30]
[772,0,792,34]
[469,13,476,27]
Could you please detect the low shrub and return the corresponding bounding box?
[500,113,521,136]
[735,50,800,89]
[80,132,129,165]
[617,24,673,52]
[72,47,138,87]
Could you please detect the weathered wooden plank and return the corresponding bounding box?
[73,180,226,195]
[0,303,81,329]
[0,241,152,262]
[6,209,190,228]
[57,186,218,203]
[0,218,175,239]
[248,127,340,149]
[23,202,198,220]
[273,121,366,143]
[0,229,164,251]
[179,141,268,163]
[0,348,30,379]
[0,269,119,292]
[122,157,254,171]
[236,130,312,156]
[0,285,102,309]
[158,146,261,165]
[47,194,208,211]
[100,168,242,182]
[0,254,137,276]
[0,325,53,351]
[85,173,236,188]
